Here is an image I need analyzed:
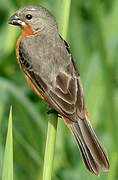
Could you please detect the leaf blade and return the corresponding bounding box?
[2,107,13,180]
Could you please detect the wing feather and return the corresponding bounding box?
[18,35,85,119]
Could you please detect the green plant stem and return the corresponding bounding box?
[60,0,71,39]
[42,1,72,180]
[2,107,13,180]
[42,113,58,180]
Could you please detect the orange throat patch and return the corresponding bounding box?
[16,23,36,60]
[20,24,36,40]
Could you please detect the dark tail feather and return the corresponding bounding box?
[70,116,109,175]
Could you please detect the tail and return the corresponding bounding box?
[69,115,109,175]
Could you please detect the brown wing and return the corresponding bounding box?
[49,68,85,119]
[18,34,85,120]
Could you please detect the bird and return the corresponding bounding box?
[8,5,109,175]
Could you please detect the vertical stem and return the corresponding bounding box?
[2,107,13,180]
[42,113,58,180]
[42,1,72,180]
[59,0,71,39]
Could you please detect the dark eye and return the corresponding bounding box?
[26,14,32,20]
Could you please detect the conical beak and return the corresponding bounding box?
[8,14,22,26]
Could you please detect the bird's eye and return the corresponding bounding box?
[26,14,32,20]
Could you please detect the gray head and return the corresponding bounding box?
[8,5,58,32]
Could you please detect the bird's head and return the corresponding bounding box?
[8,5,58,33]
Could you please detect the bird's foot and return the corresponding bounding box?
[47,106,61,118]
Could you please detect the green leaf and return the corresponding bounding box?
[2,107,13,180]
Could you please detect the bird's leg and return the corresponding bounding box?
[47,106,57,114]
[47,106,61,118]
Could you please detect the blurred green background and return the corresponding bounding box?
[0,0,118,180]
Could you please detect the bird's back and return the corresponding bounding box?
[19,32,72,84]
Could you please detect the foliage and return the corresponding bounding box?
[0,0,118,180]
[2,107,13,180]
